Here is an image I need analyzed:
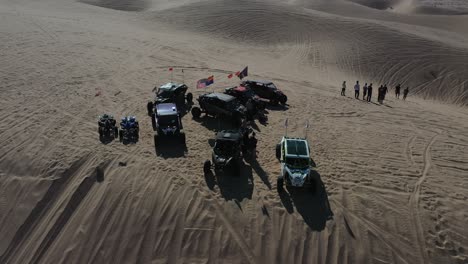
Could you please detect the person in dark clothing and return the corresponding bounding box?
[246,99,255,121]
[377,85,383,103]
[395,84,401,99]
[367,83,373,102]
[403,87,409,100]
[341,81,346,96]
[382,84,388,102]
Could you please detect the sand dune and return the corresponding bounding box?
[1,0,468,263]
[154,0,468,105]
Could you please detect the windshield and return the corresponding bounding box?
[214,140,236,156]
[266,83,277,90]
[157,89,172,98]
[158,115,178,127]
[285,157,309,169]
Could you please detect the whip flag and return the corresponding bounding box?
[235,66,248,80]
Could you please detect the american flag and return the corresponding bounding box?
[197,79,207,89]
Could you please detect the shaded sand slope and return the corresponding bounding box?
[153,0,468,105]
[0,0,468,263]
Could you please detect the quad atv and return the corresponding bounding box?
[204,130,243,176]
[191,93,246,126]
[151,103,185,146]
[119,116,139,143]
[275,136,316,192]
[242,80,287,105]
[98,114,118,139]
[147,82,192,116]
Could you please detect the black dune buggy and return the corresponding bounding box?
[191,92,246,126]
[204,130,244,176]
[98,114,118,140]
[224,85,268,122]
[151,103,186,146]
[147,82,193,116]
[242,80,287,105]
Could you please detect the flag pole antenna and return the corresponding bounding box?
[284,118,288,137]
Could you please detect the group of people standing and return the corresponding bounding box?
[341,81,409,103]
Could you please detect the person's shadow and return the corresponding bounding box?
[246,156,271,190]
[279,170,333,231]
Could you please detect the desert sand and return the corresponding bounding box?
[1,0,468,263]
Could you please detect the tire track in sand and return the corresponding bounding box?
[408,133,439,264]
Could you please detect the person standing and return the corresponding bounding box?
[341,81,346,96]
[403,87,409,100]
[377,85,383,103]
[395,84,401,99]
[363,83,368,100]
[354,81,360,99]
[367,83,373,102]
[382,84,388,102]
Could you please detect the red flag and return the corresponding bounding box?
[235,71,240,76]
[228,73,233,79]
[169,67,173,71]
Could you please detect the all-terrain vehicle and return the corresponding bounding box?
[191,93,246,126]
[204,130,243,175]
[147,82,192,116]
[98,114,118,139]
[242,80,287,105]
[119,116,139,143]
[276,136,316,192]
[152,103,185,146]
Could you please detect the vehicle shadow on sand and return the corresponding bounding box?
[204,162,254,208]
[279,170,334,231]
[154,137,187,158]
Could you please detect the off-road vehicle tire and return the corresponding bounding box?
[147,101,154,116]
[203,160,211,174]
[279,95,287,105]
[191,107,202,119]
[154,134,159,147]
[119,130,123,142]
[179,130,186,145]
[114,127,118,138]
[276,144,281,160]
[151,113,157,131]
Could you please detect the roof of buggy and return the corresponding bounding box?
[285,138,309,157]
[156,103,178,116]
[159,82,186,91]
[245,80,273,85]
[216,130,241,141]
[205,92,236,102]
